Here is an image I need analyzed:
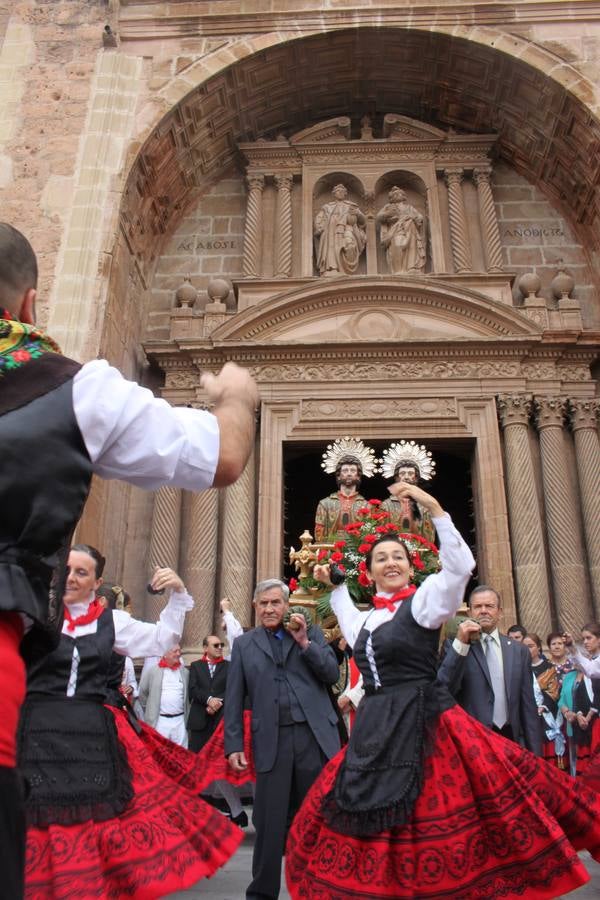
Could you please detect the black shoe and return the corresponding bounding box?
[231,810,249,827]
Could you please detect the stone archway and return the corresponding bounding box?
[70,24,599,647]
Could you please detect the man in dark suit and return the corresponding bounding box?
[188,634,229,752]
[438,585,541,755]
[225,578,341,900]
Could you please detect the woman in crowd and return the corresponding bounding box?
[523,633,565,768]
[285,482,600,900]
[559,665,599,777]
[19,544,241,900]
[547,631,575,685]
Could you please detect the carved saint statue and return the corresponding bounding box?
[314,437,377,543]
[380,441,436,543]
[314,184,367,276]
[376,187,426,275]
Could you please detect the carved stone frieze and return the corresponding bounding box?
[557,365,591,382]
[534,396,567,430]
[302,397,457,419]
[569,398,599,432]
[248,360,521,382]
[165,370,199,389]
[521,362,556,380]
[497,394,533,428]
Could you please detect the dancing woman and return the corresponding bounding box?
[286,483,600,900]
[19,545,241,900]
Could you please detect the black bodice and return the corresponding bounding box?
[27,607,115,702]
[353,598,441,691]
[0,354,92,658]
[322,598,454,837]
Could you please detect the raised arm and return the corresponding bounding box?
[389,484,474,630]
[112,568,192,659]
[74,359,258,491]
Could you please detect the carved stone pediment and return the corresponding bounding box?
[210,277,541,345]
[382,114,446,142]
[290,117,351,144]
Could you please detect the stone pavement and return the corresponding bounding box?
[168,813,600,900]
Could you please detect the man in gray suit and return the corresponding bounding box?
[438,585,541,755]
[139,642,190,747]
[225,578,341,900]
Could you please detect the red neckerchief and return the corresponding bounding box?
[372,585,417,612]
[64,597,104,632]
[201,654,225,664]
[158,658,182,670]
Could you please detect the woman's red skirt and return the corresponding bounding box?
[286,704,600,900]
[25,708,244,900]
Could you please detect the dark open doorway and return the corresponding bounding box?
[283,438,477,586]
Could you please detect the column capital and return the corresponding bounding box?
[274,172,293,192]
[569,398,599,432]
[473,166,493,185]
[246,173,265,192]
[534,396,567,430]
[497,393,532,428]
[444,168,464,185]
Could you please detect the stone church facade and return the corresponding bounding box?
[2,1,599,653]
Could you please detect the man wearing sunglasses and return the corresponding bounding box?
[189,630,248,826]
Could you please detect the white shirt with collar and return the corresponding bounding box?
[452,628,505,676]
[159,666,186,716]
[63,589,193,697]
[331,513,475,687]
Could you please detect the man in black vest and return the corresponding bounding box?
[0,222,259,898]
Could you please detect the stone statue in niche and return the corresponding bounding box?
[314,184,367,276]
[376,186,426,275]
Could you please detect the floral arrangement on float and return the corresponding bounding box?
[289,498,440,619]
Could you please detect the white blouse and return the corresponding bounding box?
[63,590,193,696]
[330,513,475,687]
[73,359,219,491]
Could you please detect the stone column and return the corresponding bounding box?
[274,174,293,278]
[534,397,591,630]
[444,168,472,273]
[473,167,503,273]
[569,399,600,616]
[242,173,265,278]
[219,449,257,628]
[496,395,552,637]
[180,489,220,651]
[147,486,182,621]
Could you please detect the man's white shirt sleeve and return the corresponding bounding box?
[73,359,219,490]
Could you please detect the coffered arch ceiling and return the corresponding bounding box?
[121,26,600,277]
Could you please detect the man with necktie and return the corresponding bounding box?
[225,579,341,899]
[437,585,541,754]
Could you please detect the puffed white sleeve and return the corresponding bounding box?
[73,359,219,491]
[330,584,369,649]
[223,610,244,657]
[411,514,476,630]
[571,650,600,679]
[112,590,193,658]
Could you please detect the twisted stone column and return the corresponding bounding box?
[444,168,472,273]
[274,174,293,278]
[242,173,265,278]
[147,486,182,621]
[569,399,600,616]
[497,395,552,637]
[219,449,257,629]
[473,167,504,273]
[534,397,591,630]
[180,489,220,651]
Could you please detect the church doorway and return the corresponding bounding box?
[282,438,476,586]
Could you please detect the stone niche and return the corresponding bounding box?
[236,114,513,310]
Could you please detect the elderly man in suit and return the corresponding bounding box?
[139,642,190,747]
[225,578,341,900]
[438,585,541,755]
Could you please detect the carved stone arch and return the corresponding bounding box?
[210,277,543,345]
